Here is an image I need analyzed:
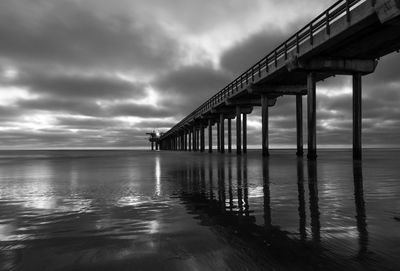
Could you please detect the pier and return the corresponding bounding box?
[158,0,400,159]
[146,131,162,151]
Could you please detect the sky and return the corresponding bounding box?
[0,0,400,149]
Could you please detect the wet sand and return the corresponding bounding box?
[0,149,399,270]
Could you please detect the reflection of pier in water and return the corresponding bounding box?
[177,155,369,270]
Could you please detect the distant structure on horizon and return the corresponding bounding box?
[146,130,163,151]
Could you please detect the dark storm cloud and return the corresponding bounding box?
[134,119,178,130]
[220,29,287,76]
[109,103,177,118]
[155,65,233,114]
[55,117,122,130]
[220,20,309,76]
[0,106,22,121]
[129,0,257,34]
[365,53,400,85]
[0,0,182,72]
[17,97,181,120]
[17,98,102,116]
[16,72,146,100]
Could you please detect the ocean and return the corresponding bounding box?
[0,149,399,270]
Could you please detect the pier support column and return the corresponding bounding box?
[196,128,199,151]
[261,95,269,156]
[189,131,192,151]
[220,114,225,153]
[228,119,232,153]
[243,114,247,153]
[198,129,200,151]
[217,121,220,152]
[208,120,213,153]
[200,126,205,152]
[184,131,187,151]
[353,73,362,160]
[296,95,304,156]
[192,127,196,151]
[195,129,198,151]
[236,106,242,155]
[307,72,317,159]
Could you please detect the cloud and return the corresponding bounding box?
[0,0,182,74]
[0,0,399,149]
[155,64,233,114]
[219,18,310,76]
[220,29,289,76]
[108,103,177,118]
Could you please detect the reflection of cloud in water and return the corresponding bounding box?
[322,226,358,239]
[23,196,57,210]
[149,220,159,234]
[248,186,264,198]
[0,223,15,241]
[116,196,152,207]
[22,195,92,213]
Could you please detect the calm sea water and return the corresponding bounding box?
[0,149,399,270]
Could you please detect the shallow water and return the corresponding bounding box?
[0,149,399,270]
